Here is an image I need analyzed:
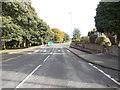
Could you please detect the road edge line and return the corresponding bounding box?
[65,47,120,71]
[88,63,120,86]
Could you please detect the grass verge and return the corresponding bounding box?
[0,49,19,53]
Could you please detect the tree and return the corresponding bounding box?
[63,32,69,42]
[52,28,64,43]
[95,2,120,46]
[72,28,81,42]
[2,2,54,49]
[2,14,24,49]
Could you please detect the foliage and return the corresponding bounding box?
[89,34,98,44]
[95,2,120,45]
[108,36,116,45]
[72,38,80,42]
[80,36,90,44]
[88,31,95,36]
[51,28,69,43]
[63,32,69,42]
[2,2,54,49]
[72,28,81,40]
[95,35,111,46]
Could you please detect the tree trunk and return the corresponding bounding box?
[3,42,6,50]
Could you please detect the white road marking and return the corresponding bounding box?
[34,50,39,53]
[44,55,50,62]
[15,65,42,88]
[50,52,53,54]
[88,63,120,86]
[28,53,32,54]
[43,50,47,52]
[67,50,70,52]
[16,54,50,88]
[58,50,60,51]
[50,48,54,54]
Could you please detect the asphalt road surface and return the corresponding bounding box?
[1,43,120,89]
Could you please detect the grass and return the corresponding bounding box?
[0,49,19,53]
[0,45,41,53]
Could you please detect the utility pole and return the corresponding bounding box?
[69,12,72,39]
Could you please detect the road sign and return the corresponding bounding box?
[48,42,53,45]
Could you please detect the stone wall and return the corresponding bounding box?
[84,44,103,52]
[106,45,118,56]
[71,43,119,56]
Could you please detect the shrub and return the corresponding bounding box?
[80,36,90,44]
[72,38,80,42]
[70,42,76,46]
[75,38,80,42]
[89,34,98,44]
[95,35,111,46]
[108,36,116,45]
[95,37,104,45]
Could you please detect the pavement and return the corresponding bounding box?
[66,46,119,71]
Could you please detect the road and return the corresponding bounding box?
[1,43,120,89]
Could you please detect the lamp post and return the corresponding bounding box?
[69,12,72,39]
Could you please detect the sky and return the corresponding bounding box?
[31,0,101,37]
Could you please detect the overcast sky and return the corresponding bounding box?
[31,0,101,37]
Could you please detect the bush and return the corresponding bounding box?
[95,37,104,45]
[80,36,90,44]
[70,42,76,46]
[108,36,116,45]
[75,38,80,42]
[95,35,111,46]
[72,38,80,42]
[89,34,98,44]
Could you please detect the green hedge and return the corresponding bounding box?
[80,36,90,44]
[95,35,111,46]
[72,38,80,42]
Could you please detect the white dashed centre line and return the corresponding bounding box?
[15,65,42,88]
[15,54,50,88]
[44,55,50,62]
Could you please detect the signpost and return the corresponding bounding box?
[48,42,53,46]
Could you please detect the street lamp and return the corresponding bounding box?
[69,12,72,39]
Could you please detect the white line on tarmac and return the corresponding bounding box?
[88,63,120,86]
[50,48,55,54]
[43,55,50,62]
[43,50,47,52]
[28,53,32,54]
[34,50,39,53]
[15,65,42,88]
[67,50,70,52]
[15,55,50,88]
[58,50,60,51]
